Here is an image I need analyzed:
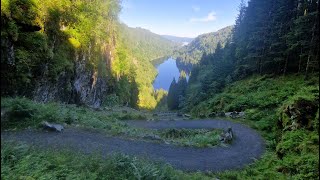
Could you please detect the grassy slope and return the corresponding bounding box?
[188,74,319,179]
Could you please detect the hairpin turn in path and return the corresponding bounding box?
[1,119,265,172]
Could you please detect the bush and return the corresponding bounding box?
[1,97,37,129]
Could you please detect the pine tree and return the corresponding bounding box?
[167,78,178,110]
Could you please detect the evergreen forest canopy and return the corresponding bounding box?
[1,0,176,109]
[167,0,319,112]
[173,25,233,73]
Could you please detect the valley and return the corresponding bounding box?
[1,0,319,179]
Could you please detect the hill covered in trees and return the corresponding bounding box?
[174,0,319,112]
[1,0,176,109]
[173,26,233,72]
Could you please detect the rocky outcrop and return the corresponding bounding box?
[33,71,73,103]
[225,111,245,119]
[33,52,110,108]
[279,99,318,131]
[72,54,108,108]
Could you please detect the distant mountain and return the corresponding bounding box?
[173,26,233,66]
[161,35,194,45]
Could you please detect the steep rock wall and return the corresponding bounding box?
[33,52,110,108]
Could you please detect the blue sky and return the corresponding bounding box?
[120,0,242,38]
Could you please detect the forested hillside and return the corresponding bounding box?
[1,0,175,109]
[173,26,233,72]
[176,0,319,112]
[166,0,319,178]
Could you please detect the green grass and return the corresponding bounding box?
[158,128,224,147]
[1,97,225,148]
[1,141,214,180]
[187,74,319,179]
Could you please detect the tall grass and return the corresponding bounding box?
[1,141,213,180]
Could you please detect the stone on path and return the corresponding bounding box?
[220,127,233,143]
[42,121,64,132]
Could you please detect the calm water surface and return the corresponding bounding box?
[153,58,188,91]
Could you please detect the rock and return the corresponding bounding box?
[231,111,239,118]
[177,113,183,117]
[42,121,64,132]
[208,112,216,117]
[219,127,233,143]
[238,111,245,118]
[183,114,191,118]
[216,112,225,117]
[225,111,245,118]
[143,134,162,141]
[219,132,225,141]
[279,99,318,130]
[33,53,109,108]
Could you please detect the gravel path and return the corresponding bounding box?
[1,119,265,172]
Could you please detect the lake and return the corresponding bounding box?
[153,57,188,91]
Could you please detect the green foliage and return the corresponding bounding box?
[2,0,117,95]
[103,94,120,107]
[275,130,319,179]
[183,74,319,179]
[1,141,215,180]
[153,89,168,111]
[232,0,319,75]
[173,26,233,66]
[167,72,188,110]
[1,97,139,135]
[159,128,223,148]
[167,78,179,110]
[1,0,177,109]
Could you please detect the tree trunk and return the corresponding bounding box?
[305,18,317,79]
[305,51,311,79]
[283,54,288,75]
[298,47,302,73]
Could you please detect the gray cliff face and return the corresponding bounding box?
[33,52,109,108]
[72,54,108,108]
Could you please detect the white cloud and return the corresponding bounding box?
[192,6,200,12]
[189,11,217,23]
